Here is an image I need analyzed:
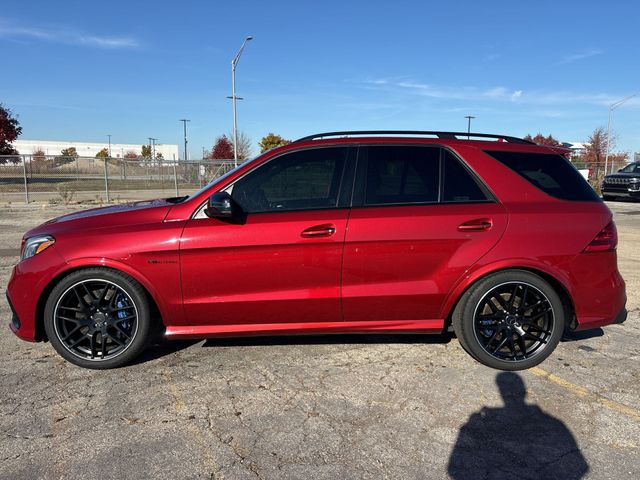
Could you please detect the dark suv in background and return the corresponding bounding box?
[602,162,640,200]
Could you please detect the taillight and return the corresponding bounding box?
[584,221,617,253]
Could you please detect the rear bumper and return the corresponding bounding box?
[612,307,627,325]
[571,251,626,331]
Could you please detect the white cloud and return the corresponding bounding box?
[361,77,633,108]
[558,48,604,64]
[0,21,139,49]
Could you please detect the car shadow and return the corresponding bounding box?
[561,328,604,342]
[448,371,589,480]
[129,339,202,366]
[202,332,452,348]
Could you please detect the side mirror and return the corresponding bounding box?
[617,168,624,173]
[205,192,240,220]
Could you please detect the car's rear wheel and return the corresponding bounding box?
[44,268,151,369]
[452,270,564,370]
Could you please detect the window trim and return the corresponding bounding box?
[351,144,496,209]
[192,145,357,218]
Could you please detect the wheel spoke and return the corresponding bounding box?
[112,323,132,339]
[61,325,82,342]
[56,314,84,323]
[523,308,553,323]
[507,284,519,310]
[493,294,510,312]
[58,305,84,313]
[98,284,110,305]
[100,335,107,359]
[507,335,517,357]
[491,334,509,354]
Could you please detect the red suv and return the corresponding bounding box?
[6,131,626,370]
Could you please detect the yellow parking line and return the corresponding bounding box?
[529,367,640,421]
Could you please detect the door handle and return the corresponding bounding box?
[458,218,493,232]
[301,224,336,238]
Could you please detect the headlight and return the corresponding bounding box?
[20,235,55,261]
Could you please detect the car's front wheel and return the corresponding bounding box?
[44,268,152,369]
[452,270,564,370]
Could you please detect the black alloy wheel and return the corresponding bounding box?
[44,268,152,369]
[452,270,565,370]
[473,282,554,362]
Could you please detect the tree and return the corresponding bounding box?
[61,147,78,158]
[582,127,629,179]
[141,145,152,159]
[229,131,253,160]
[0,104,22,163]
[32,148,46,162]
[96,148,109,158]
[259,133,291,153]
[155,151,164,160]
[209,135,234,159]
[523,133,562,147]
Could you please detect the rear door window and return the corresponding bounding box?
[485,151,600,201]
[442,150,490,202]
[364,146,440,205]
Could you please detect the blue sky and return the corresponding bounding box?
[1,0,639,158]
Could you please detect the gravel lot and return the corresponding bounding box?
[0,201,638,479]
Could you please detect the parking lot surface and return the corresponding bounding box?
[0,201,638,479]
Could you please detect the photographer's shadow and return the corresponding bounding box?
[448,372,589,480]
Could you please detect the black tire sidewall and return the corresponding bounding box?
[44,268,151,369]
[453,270,565,371]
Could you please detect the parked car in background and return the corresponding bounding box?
[602,162,640,201]
[7,131,626,371]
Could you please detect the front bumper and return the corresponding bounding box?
[7,246,68,342]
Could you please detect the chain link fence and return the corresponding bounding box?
[0,155,237,204]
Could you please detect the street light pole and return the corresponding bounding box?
[148,137,157,160]
[107,134,112,157]
[229,35,253,167]
[605,94,638,175]
[180,119,190,161]
[465,116,475,139]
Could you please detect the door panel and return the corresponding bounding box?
[342,203,507,322]
[180,209,349,325]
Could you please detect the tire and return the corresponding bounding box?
[44,268,152,369]
[452,270,564,371]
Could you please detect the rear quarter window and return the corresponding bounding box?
[485,150,601,202]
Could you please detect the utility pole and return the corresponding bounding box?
[465,116,475,139]
[228,35,253,167]
[180,119,190,161]
[107,134,112,157]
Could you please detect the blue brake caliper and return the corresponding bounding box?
[115,293,131,333]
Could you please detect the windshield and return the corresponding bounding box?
[186,163,245,200]
[619,163,638,173]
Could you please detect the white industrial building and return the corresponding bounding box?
[13,139,180,159]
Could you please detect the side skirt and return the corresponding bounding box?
[165,319,445,340]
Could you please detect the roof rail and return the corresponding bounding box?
[294,130,535,145]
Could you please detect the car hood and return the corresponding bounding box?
[25,199,176,238]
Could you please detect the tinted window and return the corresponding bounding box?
[365,146,439,205]
[232,147,347,213]
[485,151,600,202]
[442,150,489,202]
